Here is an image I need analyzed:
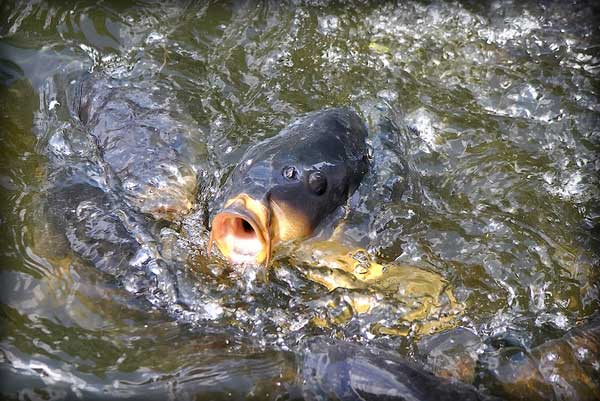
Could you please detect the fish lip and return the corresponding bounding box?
[208,201,272,267]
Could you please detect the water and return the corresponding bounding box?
[1,1,599,400]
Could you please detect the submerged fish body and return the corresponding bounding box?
[68,72,199,221]
[479,314,600,401]
[40,69,203,281]
[209,108,370,266]
[300,337,500,401]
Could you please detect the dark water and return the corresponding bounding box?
[1,1,599,400]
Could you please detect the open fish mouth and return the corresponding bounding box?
[208,194,272,266]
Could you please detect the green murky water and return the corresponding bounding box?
[1,1,599,400]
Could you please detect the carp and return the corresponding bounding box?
[208,107,369,266]
[39,69,203,280]
[68,72,200,221]
[300,336,501,401]
[479,314,600,401]
[208,108,462,336]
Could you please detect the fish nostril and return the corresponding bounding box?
[282,166,299,181]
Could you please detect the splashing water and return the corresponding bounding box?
[1,1,599,400]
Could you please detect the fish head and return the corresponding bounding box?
[122,160,198,221]
[209,108,369,266]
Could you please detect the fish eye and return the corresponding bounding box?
[308,171,327,195]
[282,166,299,181]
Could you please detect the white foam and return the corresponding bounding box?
[405,108,439,153]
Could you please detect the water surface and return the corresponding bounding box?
[1,1,599,400]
